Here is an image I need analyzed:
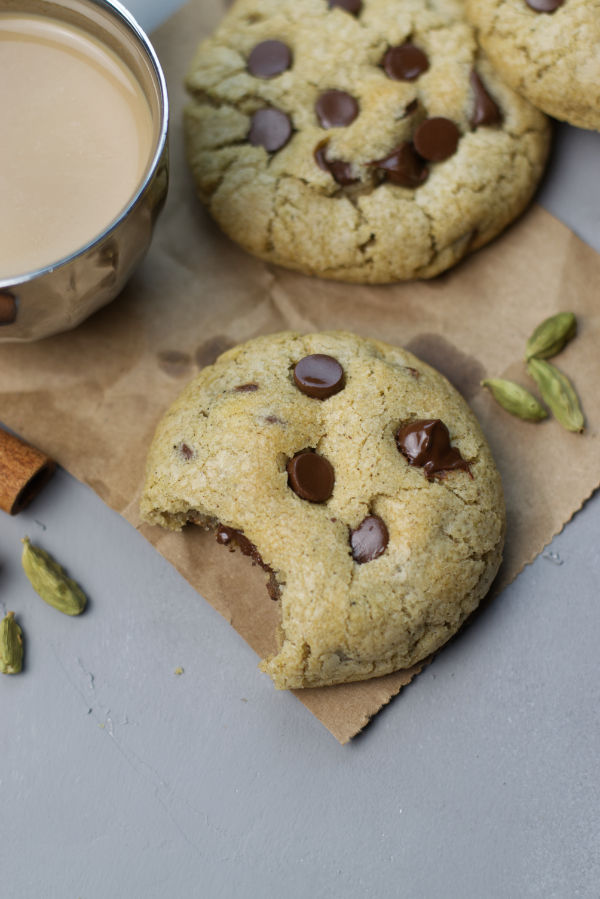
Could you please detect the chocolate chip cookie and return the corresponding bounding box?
[140,331,505,690]
[466,0,600,130]
[183,0,550,283]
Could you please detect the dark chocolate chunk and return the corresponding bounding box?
[287,452,335,502]
[404,99,419,116]
[383,44,429,82]
[294,354,345,399]
[315,90,359,129]
[216,524,271,571]
[248,40,292,78]
[525,0,564,10]
[235,383,259,392]
[350,515,389,563]
[370,142,428,187]
[314,143,358,186]
[249,108,292,152]
[413,118,460,162]
[327,0,362,15]
[470,71,501,128]
[396,419,471,477]
[0,293,17,326]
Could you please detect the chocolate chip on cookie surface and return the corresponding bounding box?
[466,0,600,130]
[140,331,505,690]
[184,0,550,283]
[293,353,344,398]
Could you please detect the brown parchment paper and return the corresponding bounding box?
[2,0,600,744]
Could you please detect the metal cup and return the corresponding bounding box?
[0,0,169,342]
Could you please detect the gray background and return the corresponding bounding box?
[2,1,600,895]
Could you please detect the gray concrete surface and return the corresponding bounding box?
[1,2,600,896]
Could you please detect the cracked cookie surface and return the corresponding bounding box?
[140,331,505,689]
[183,0,550,283]
[466,0,600,130]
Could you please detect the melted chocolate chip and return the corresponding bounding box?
[287,452,335,502]
[350,516,389,564]
[327,0,362,15]
[384,44,429,82]
[235,383,259,392]
[413,118,460,162]
[315,90,359,129]
[248,40,292,78]
[266,571,281,601]
[216,525,271,571]
[370,142,428,187]
[249,108,292,152]
[470,71,501,128]
[314,143,358,186]
[294,354,344,399]
[396,419,471,477]
[0,292,17,326]
[525,0,564,10]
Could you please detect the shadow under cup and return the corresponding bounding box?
[0,0,169,342]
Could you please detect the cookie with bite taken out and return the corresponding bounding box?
[140,331,505,689]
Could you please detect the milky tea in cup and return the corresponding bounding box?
[0,10,156,279]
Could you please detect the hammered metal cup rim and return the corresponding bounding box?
[0,0,169,291]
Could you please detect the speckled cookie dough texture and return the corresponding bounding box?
[466,0,600,131]
[140,332,506,690]
[183,0,550,284]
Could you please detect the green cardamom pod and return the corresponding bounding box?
[22,537,87,615]
[0,611,23,674]
[527,359,584,433]
[524,312,577,361]
[481,379,548,421]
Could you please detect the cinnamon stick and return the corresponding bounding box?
[0,428,55,515]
